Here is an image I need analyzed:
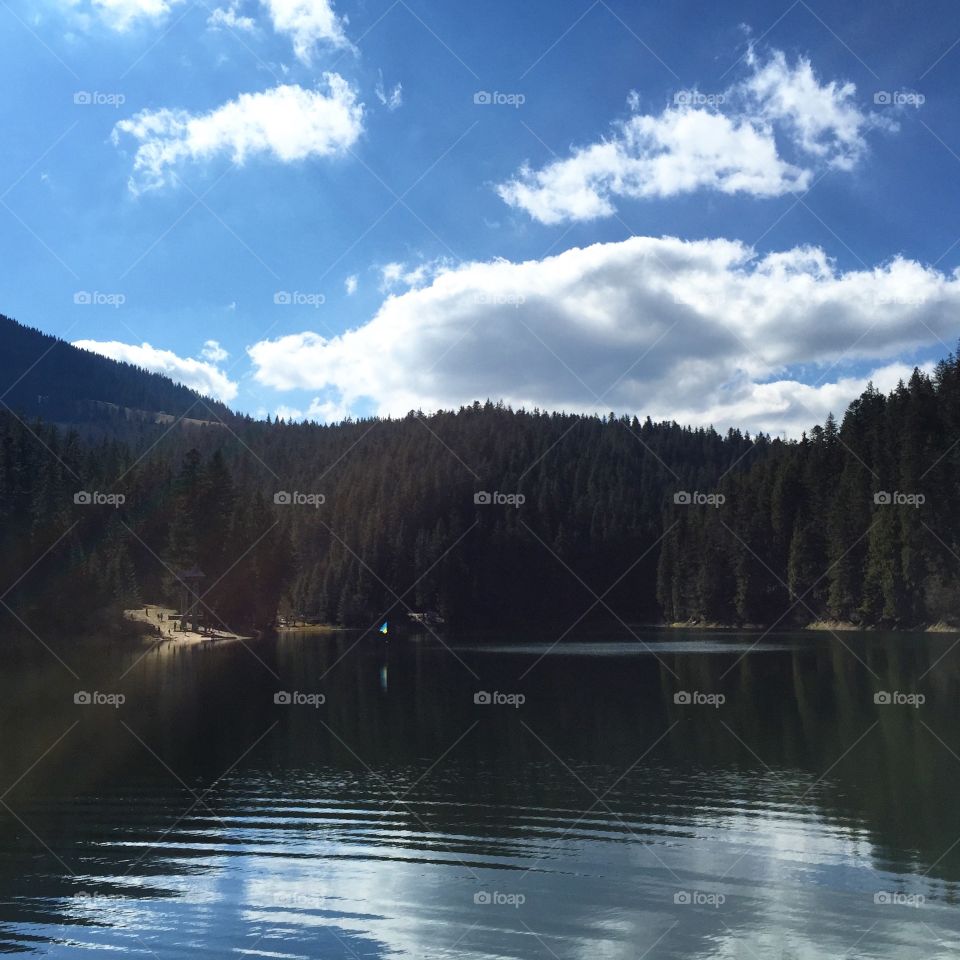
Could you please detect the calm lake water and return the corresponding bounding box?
[1,627,959,958]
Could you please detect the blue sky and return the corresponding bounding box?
[2,0,960,435]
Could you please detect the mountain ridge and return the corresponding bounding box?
[0,314,234,426]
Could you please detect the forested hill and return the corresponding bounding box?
[1,317,959,636]
[0,397,762,635]
[657,357,960,629]
[0,314,233,425]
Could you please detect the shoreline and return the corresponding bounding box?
[283,617,960,636]
[666,618,960,634]
[124,605,253,648]
[31,609,956,648]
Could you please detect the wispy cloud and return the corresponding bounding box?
[261,0,351,62]
[201,339,229,362]
[207,1,256,32]
[497,47,897,224]
[65,0,186,31]
[375,70,403,111]
[111,76,364,193]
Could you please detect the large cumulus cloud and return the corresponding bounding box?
[246,235,959,436]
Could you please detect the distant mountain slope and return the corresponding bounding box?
[0,314,233,424]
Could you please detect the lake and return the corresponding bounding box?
[0,627,958,958]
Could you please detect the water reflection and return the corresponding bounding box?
[0,629,958,957]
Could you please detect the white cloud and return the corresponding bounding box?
[112,76,364,193]
[497,48,896,225]
[247,235,960,435]
[274,396,352,422]
[201,339,229,362]
[669,362,935,438]
[379,257,451,292]
[344,274,358,295]
[742,48,890,170]
[375,71,403,111]
[498,113,807,224]
[73,339,239,403]
[261,0,350,62]
[63,0,185,31]
[64,0,350,54]
[207,1,256,31]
